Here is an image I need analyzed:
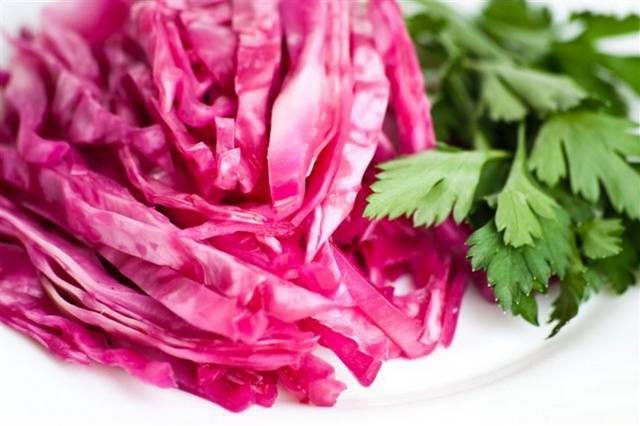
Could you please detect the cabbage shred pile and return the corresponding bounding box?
[0,0,473,411]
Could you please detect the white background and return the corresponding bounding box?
[0,1,639,425]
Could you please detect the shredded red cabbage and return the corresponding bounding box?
[0,0,474,411]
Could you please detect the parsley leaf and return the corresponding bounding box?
[413,0,508,60]
[479,0,552,63]
[529,112,640,219]
[552,41,629,115]
[548,265,588,337]
[579,218,624,259]
[483,0,552,30]
[552,12,640,114]
[591,235,639,294]
[511,292,540,326]
[549,186,597,225]
[468,208,572,316]
[365,149,508,226]
[480,72,527,122]
[495,128,558,247]
[468,223,531,311]
[548,229,616,337]
[483,63,588,115]
[570,12,640,42]
[599,55,640,95]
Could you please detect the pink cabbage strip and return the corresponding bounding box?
[0,243,178,387]
[267,0,329,215]
[370,0,436,153]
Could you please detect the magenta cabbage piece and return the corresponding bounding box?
[0,0,474,412]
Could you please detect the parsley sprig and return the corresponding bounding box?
[366,0,640,335]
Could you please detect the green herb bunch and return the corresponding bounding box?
[366,0,640,335]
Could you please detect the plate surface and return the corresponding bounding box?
[0,1,638,425]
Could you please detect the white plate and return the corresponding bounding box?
[0,285,637,425]
[0,1,639,425]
